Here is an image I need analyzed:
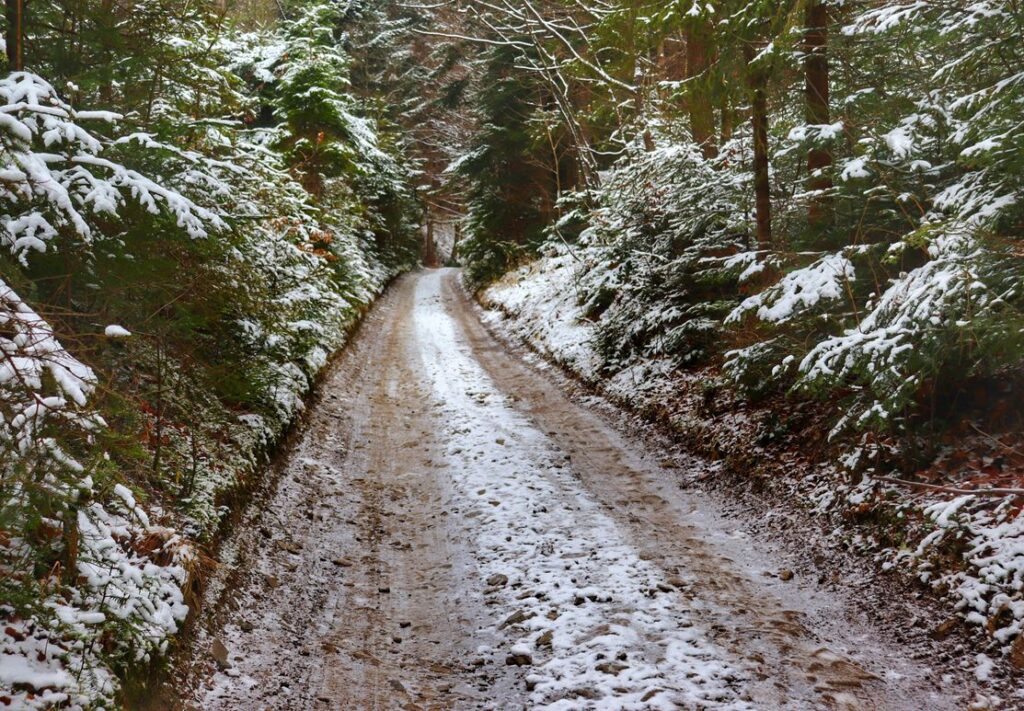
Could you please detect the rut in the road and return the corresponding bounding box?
[169,268,960,711]
[416,275,749,708]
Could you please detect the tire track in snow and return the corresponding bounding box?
[413,272,753,709]
[443,268,960,711]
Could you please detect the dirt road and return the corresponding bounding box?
[167,269,961,710]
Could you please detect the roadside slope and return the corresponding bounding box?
[480,252,1019,703]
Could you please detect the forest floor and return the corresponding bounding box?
[153,269,977,710]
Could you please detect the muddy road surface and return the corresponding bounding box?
[163,269,962,710]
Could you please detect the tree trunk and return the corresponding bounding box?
[6,0,24,70]
[720,91,733,144]
[61,507,78,584]
[99,0,114,104]
[746,45,772,249]
[423,220,438,267]
[152,344,163,476]
[451,221,461,264]
[804,0,832,229]
[686,20,717,159]
[657,35,686,90]
[570,80,598,192]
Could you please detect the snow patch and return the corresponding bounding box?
[418,272,750,709]
[104,324,132,338]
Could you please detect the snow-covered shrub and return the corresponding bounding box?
[575,133,750,372]
[728,252,855,326]
[724,0,1024,431]
[0,72,220,264]
[722,247,863,397]
[0,262,194,711]
[0,68,236,707]
[796,231,1024,431]
[0,67,218,542]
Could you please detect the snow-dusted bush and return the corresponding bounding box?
[0,7,417,702]
[728,252,855,326]
[572,133,752,372]
[797,232,1023,431]
[723,0,1024,431]
[0,73,212,708]
[0,72,220,263]
[0,68,220,538]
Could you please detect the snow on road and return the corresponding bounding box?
[165,268,961,711]
[414,274,751,709]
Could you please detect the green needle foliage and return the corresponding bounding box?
[0,0,419,706]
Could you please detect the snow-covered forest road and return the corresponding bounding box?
[166,269,959,710]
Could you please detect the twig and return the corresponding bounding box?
[968,422,1024,459]
[873,475,1024,498]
